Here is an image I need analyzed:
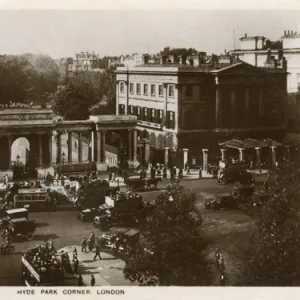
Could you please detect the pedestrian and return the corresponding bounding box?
[94,243,102,260]
[199,167,202,179]
[89,231,95,243]
[78,274,84,286]
[178,167,183,179]
[73,257,79,274]
[73,247,78,260]
[220,273,225,286]
[163,168,167,180]
[184,162,188,172]
[186,165,191,175]
[88,238,94,252]
[75,141,77,150]
[5,174,8,187]
[91,274,95,286]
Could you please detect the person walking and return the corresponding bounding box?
[91,274,95,286]
[73,257,79,275]
[186,164,191,175]
[78,274,84,286]
[94,243,102,260]
[163,167,167,180]
[199,167,202,179]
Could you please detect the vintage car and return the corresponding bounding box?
[218,169,255,185]
[205,193,238,210]
[2,217,36,242]
[77,204,112,222]
[0,208,29,230]
[126,178,162,192]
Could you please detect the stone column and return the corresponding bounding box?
[101,131,106,163]
[38,134,43,167]
[239,148,245,161]
[78,132,82,163]
[231,86,236,127]
[48,133,52,166]
[88,131,93,162]
[91,131,95,162]
[164,147,169,167]
[125,81,129,115]
[7,136,11,169]
[96,131,102,163]
[128,130,133,161]
[56,132,62,164]
[271,146,277,166]
[202,149,209,171]
[133,129,137,162]
[215,85,221,128]
[68,131,73,163]
[255,147,261,169]
[220,148,228,161]
[183,148,189,166]
[163,83,168,127]
[285,145,290,162]
[116,81,119,115]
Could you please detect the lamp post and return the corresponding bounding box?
[62,152,65,175]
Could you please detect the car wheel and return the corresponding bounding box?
[26,232,34,241]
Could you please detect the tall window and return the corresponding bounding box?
[151,108,155,122]
[136,83,141,95]
[144,84,148,96]
[185,85,193,98]
[137,107,141,119]
[167,111,175,129]
[129,83,134,94]
[144,107,148,120]
[158,85,164,97]
[151,84,156,96]
[168,85,174,98]
[120,82,125,93]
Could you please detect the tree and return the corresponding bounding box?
[241,163,300,286]
[0,55,36,104]
[53,74,99,120]
[123,184,211,286]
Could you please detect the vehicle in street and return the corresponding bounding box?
[205,193,238,210]
[15,188,52,210]
[126,178,162,192]
[0,207,29,230]
[21,246,64,286]
[2,217,36,242]
[218,169,255,185]
[77,203,112,222]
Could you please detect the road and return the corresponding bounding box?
[0,175,266,286]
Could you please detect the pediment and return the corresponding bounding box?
[214,62,265,75]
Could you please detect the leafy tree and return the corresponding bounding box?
[0,55,36,104]
[241,162,300,286]
[123,184,211,286]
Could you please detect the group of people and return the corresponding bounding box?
[81,231,102,260]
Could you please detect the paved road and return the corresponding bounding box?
[0,175,266,286]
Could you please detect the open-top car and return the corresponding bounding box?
[77,203,112,222]
[205,193,238,210]
[2,217,36,242]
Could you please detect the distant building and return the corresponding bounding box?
[56,57,72,84]
[230,30,300,93]
[116,55,287,167]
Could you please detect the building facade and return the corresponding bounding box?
[230,31,300,93]
[116,59,287,167]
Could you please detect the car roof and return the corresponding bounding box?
[6,208,28,214]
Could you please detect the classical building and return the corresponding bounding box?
[230,30,300,93]
[116,57,288,167]
[0,109,138,177]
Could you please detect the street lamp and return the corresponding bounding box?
[62,152,65,175]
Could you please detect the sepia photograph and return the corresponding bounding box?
[0,0,300,294]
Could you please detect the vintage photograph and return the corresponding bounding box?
[0,3,300,289]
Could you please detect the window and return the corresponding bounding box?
[168,85,174,98]
[185,85,193,98]
[159,110,163,124]
[136,83,141,95]
[158,85,164,97]
[137,106,141,119]
[166,111,175,129]
[118,104,125,115]
[151,108,155,122]
[151,84,156,96]
[120,82,125,93]
[144,84,148,96]
[129,83,134,94]
[144,107,148,121]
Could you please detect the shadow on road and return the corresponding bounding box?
[34,233,60,241]
[36,222,50,228]
[79,266,100,275]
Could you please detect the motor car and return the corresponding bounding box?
[77,204,112,222]
[205,193,238,210]
[0,208,29,230]
[218,169,255,185]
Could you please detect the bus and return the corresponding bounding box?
[15,188,49,210]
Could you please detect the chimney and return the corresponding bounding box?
[169,54,175,63]
[288,30,290,35]
[143,54,149,65]
[179,55,186,64]
[193,54,201,67]
[284,30,287,36]
[291,30,294,35]
[245,33,247,38]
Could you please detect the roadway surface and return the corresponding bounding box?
[0,175,267,286]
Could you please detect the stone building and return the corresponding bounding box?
[230,30,300,93]
[115,55,288,167]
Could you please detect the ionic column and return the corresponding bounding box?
[125,81,129,115]
[164,147,169,168]
[133,129,137,162]
[215,83,221,128]
[163,83,168,127]
[255,147,261,169]
[78,132,82,162]
[68,131,73,163]
[239,148,245,161]
[128,130,133,161]
[96,131,102,163]
[38,134,43,167]
[88,131,93,162]
[220,148,228,161]
[202,149,209,171]
[91,131,95,162]
[56,132,62,164]
[183,148,189,166]
[48,133,52,166]
[271,146,277,166]
[116,81,119,115]
[7,136,11,169]
[101,131,106,163]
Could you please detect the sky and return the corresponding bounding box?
[0,9,299,59]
